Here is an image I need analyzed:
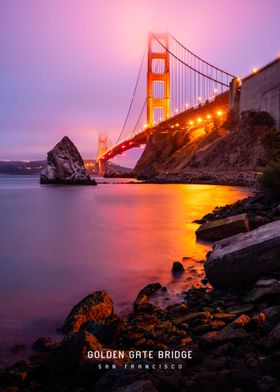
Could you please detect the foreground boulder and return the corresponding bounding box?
[196,213,249,242]
[62,291,113,333]
[40,136,97,185]
[205,220,280,289]
[133,283,162,313]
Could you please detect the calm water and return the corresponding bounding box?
[0,175,252,364]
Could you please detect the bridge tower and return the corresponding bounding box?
[96,134,109,175]
[147,32,170,128]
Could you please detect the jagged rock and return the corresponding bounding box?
[196,213,250,242]
[40,136,97,185]
[205,221,280,289]
[200,325,249,346]
[62,291,113,333]
[133,283,162,313]
[45,331,102,375]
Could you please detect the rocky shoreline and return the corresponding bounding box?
[140,171,259,187]
[103,170,259,187]
[1,193,280,391]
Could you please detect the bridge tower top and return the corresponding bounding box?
[147,32,170,128]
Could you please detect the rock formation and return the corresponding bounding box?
[134,110,276,184]
[40,136,97,185]
[205,220,280,289]
[62,290,114,333]
[196,213,250,242]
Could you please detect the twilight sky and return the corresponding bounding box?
[0,0,279,167]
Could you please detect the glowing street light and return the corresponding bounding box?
[217,110,223,116]
[189,120,194,125]
[175,108,179,113]
[213,88,218,94]
[252,67,258,74]
[198,96,202,102]
[206,114,212,119]
[185,103,189,108]
[197,117,202,123]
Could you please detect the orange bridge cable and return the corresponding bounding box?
[169,33,235,78]
[151,33,234,87]
[116,46,147,144]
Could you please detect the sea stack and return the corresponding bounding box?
[40,136,97,185]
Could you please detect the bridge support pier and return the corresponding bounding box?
[95,159,108,176]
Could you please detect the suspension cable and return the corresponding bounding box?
[169,33,235,78]
[116,47,146,143]
[151,33,234,87]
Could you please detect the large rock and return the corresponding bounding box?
[204,220,280,289]
[196,213,249,242]
[133,283,162,313]
[40,136,97,185]
[62,291,113,333]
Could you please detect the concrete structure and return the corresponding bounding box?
[205,220,280,289]
[196,213,250,242]
[238,58,280,128]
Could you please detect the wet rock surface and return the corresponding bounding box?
[2,195,280,391]
[2,273,280,391]
[40,136,97,185]
[199,192,280,230]
[196,213,250,241]
[205,220,280,290]
[62,290,114,333]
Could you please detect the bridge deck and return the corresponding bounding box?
[98,92,229,162]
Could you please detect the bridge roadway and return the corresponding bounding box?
[97,91,229,164]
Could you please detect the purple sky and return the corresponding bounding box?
[0,0,279,167]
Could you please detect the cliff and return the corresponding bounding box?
[134,111,277,185]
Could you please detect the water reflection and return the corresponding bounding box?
[0,176,252,363]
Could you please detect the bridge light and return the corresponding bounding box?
[175,108,178,113]
[198,96,202,102]
[140,144,145,149]
[213,88,218,94]
[122,145,125,148]
[197,117,202,123]
[252,67,258,74]
[185,103,189,108]
[189,120,194,125]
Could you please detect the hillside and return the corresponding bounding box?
[134,111,277,185]
[0,160,132,176]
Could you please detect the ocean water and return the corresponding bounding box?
[0,175,252,364]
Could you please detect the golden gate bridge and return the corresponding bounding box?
[96,32,236,174]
